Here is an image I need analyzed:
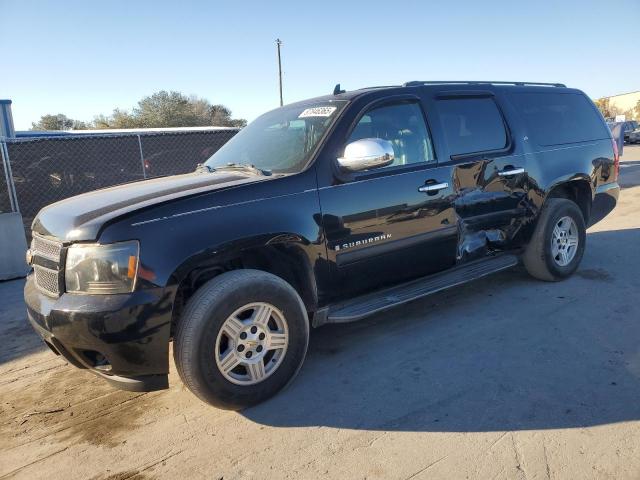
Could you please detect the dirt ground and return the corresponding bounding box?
[1,146,640,480]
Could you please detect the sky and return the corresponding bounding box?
[1,0,639,130]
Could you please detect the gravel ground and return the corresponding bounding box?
[1,145,640,480]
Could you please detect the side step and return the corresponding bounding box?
[325,254,519,324]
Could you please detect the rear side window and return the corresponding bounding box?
[436,98,507,156]
[510,92,610,146]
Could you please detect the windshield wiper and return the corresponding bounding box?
[195,163,271,176]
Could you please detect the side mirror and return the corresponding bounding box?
[337,138,395,172]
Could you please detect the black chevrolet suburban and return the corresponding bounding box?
[25,81,620,409]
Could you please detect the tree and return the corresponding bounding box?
[209,104,247,127]
[93,108,139,129]
[623,108,637,122]
[92,91,246,129]
[594,97,622,119]
[31,114,88,131]
[32,92,246,130]
[133,91,195,128]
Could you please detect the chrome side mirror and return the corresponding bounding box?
[337,138,395,172]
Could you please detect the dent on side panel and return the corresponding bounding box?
[451,159,531,261]
[509,139,618,243]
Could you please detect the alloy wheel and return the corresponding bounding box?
[215,302,289,385]
[551,215,579,267]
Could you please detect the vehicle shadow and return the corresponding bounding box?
[619,161,640,189]
[244,227,640,433]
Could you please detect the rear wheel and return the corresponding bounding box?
[522,198,586,281]
[174,269,309,409]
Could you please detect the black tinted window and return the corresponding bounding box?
[437,98,507,156]
[347,102,435,168]
[510,92,610,146]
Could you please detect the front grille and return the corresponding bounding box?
[32,234,63,262]
[31,233,64,297]
[34,265,61,296]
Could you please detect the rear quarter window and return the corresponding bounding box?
[509,92,610,146]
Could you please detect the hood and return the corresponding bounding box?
[32,171,261,241]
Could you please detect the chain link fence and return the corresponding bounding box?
[0,143,14,214]
[0,128,238,239]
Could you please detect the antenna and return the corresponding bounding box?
[276,39,284,106]
[333,84,345,95]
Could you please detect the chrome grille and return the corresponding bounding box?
[32,234,63,262]
[34,265,61,296]
[31,233,64,297]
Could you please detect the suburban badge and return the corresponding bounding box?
[334,233,392,251]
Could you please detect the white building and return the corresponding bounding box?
[598,90,640,120]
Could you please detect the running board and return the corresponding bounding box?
[321,254,518,325]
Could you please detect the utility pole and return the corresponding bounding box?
[276,38,283,106]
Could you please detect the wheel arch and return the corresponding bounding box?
[544,177,593,224]
[168,233,319,336]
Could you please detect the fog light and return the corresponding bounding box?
[81,350,112,371]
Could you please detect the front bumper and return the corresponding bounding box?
[25,275,174,392]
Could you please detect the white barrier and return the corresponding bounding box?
[0,212,29,280]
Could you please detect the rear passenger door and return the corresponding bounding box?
[430,93,529,257]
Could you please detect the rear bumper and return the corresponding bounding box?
[589,182,620,227]
[24,275,174,392]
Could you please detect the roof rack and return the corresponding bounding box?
[403,80,566,88]
[350,85,402,92]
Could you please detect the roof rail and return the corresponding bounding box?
[403,80,566,88]
[355,85,402,91]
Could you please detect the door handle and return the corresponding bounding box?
[418,182,449,193]
[498,167,526,177]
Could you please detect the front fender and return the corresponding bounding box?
[98,173,325,292]
[169,231,312,284]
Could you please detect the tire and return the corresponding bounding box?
[522,198,586,282]
[174,269,309,410]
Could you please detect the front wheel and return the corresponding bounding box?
[174,270,309,409]
[522,198,586,281]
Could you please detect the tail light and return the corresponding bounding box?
[612,138,620,180]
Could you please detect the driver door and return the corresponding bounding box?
[319,99,458,301]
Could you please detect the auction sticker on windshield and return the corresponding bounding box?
[298,106,337,118]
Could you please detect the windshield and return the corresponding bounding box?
[204,101,347,174]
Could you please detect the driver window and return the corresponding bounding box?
[347,102,435,168]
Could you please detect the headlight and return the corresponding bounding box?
[65,241,139,294]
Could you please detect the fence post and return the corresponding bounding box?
[137,134,147,179]
[1,139,18,212]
